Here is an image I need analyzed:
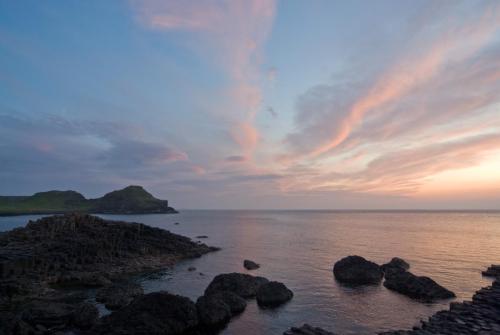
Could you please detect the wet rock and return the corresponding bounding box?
[257,281,293,307]
[94,291,198,335]
[381,257,410,274]
[196,294,232,327]
[96,282,143,310]
[72,302,99,329]
[333,255,383,285]
[482,264,500,278]
[284,324,337,335]
[244,259,260,270]
[383,270,455,301]
[205,273,269,298]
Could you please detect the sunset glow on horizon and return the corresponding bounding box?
[1,0,499,209]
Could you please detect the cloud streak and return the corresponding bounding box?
[135,0,277,160]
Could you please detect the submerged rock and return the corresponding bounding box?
[384,270,455,301]
[333,256,383,285]
[205,273,269,298]
[96,282,143,310]
[257,281,293,307]
[284,324,337,335]
[243,259,260,270]
[94,291,198,335]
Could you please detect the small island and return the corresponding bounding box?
[0,185,177,216]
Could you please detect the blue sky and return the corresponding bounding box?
[1,0,499,209]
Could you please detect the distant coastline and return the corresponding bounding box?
[0,185,178,216]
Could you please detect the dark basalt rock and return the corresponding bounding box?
[72,302,99,329]
[256,281,293,307]
[284,324,337,335]
[0,213,217,287]
[381,276,500,334]
[20,300,75,328]
[96,282,144,310]
[243,259,260,270]
[94,291,199,335]
[196,294,232,327]
[211,291,247,314]
[205,273,269,298]
[482,264,500,278]
[383,270,455,301]
[333,255,383,285]
[381,257,410,273]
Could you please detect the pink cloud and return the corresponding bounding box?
[134,0,277,160]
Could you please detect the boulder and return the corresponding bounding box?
[257,281,293,307]
[210,291,247,314]
[381,257,409,273]
[383,270,455,301]
[195,294,232,327]
[96,282,143,310]
[72,302,99,329]
[243,259,260,270]
[284,324,337,335]
[333,256,383,285]
[205,273,269,298]
[94,291,198,335]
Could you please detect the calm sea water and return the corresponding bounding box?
[1,210,500,334]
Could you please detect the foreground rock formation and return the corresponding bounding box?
[381,276,500,334]
[0,213,218,334]
[333,255,383,285]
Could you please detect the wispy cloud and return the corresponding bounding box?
[279,1,500,197]
[134,0,277,160]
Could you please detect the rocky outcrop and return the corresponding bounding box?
[0,213,218,286]
[205,273,269,298]
[333,255,383,285]
[244,259,260,270]
[482,264,500,278]
[284,324,337,335]
[96,282,144,310]
[94,291,199,335]
[256,281,293,307]
[383,270,455,301]
[381,276,500,334]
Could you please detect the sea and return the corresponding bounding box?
[1,210,500,334]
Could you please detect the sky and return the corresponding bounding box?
[1,0,499,209]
